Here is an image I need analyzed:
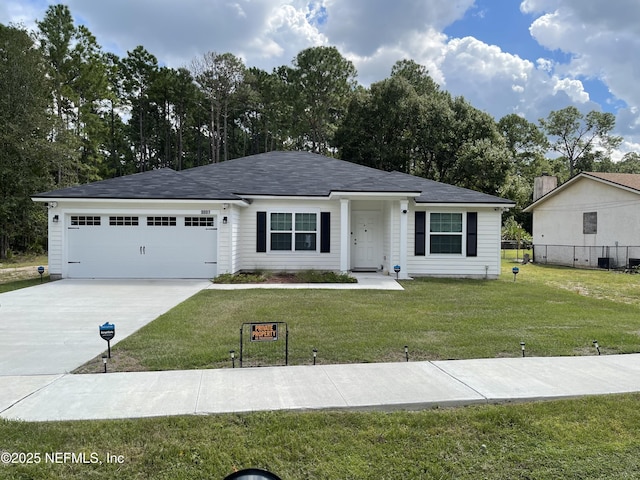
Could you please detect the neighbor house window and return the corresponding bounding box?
[430,213,463,254]
[583,212,597,234]
[269,212,317,251]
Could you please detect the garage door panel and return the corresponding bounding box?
[66,215,217,279]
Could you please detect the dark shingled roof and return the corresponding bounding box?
[34,151,514,205]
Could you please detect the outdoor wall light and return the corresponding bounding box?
[404,345,409,362]
[52,214,59,223]
[520,341,526,357]
[313,348,317,365]
[593,340,601,355]
[223,216,228,224]
[230,350,235,368]
[102,355,108,373]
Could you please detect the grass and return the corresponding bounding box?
[0,254,51,291]
[1,395,640,479]
[4,251,640,478]
[75,252,640,373]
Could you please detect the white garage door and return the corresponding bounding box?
[66,215,217,278]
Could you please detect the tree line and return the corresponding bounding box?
[1,4,638,258]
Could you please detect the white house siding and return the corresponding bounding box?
[47,208,64,279]
[237,199,341,272]
[408,207,502,279]
[532,178,640,246]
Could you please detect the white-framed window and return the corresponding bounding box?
[429,213,463,254]
[269,212,318,251]
[147,216,176,226]
[185,217,215,227]
[109,216,138,226]
[71,215,101,226]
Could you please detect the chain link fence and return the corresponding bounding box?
[532,245,640,270]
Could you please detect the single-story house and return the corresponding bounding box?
[32,151,514,280]
[524,172,640,268]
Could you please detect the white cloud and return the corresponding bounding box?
[322,0,473,56]
[552,77,589,103]
[523,0,640,136]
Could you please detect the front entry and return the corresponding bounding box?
[351,211,382,271]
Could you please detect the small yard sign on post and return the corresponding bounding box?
[99,322,115,358]
[393,265,401,279]
[240,322,288,367]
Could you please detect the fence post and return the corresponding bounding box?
[239,326,243,368]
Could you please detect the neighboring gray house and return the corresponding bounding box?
[32,151,514,280]
[524,172,640,268]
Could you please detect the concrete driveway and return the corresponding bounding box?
[0,279,209,375]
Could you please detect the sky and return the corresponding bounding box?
[2,0,640,159]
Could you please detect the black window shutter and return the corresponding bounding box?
[415,211,426,256]
[466,212,478,257]
[320,212,330,253]
[257,211,267,252]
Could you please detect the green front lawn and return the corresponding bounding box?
[2,395,640,479]
[5,255,640,479]
[76,258,640,373]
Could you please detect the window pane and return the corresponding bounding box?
[271,213,292,231]
[583,212,597,234]
[295,233,317,251]
[430,235,462,254]
[295,213,317,231]
[271,233,292,250]
[430,213,462,233]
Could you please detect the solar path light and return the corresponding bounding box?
[520,341,526,357]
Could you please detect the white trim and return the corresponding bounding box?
[418,202,514,209]
[399,200,409,279]
[340,199,350,273]
[32,197,249,207]
[330,191,421,200]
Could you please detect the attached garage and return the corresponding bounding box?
[65,214,218,279]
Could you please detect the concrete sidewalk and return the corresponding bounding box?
[2,354,640,422]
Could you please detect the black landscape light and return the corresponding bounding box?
[512,266,519,282]
[593,340,601,355]
[102,355,108,373]
[520,341,526,357]
[230,350,236,368]
[37,266,45,283]
[404,345,409,362]
[313,348,317,365]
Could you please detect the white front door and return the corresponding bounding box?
[352,212,382,270]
